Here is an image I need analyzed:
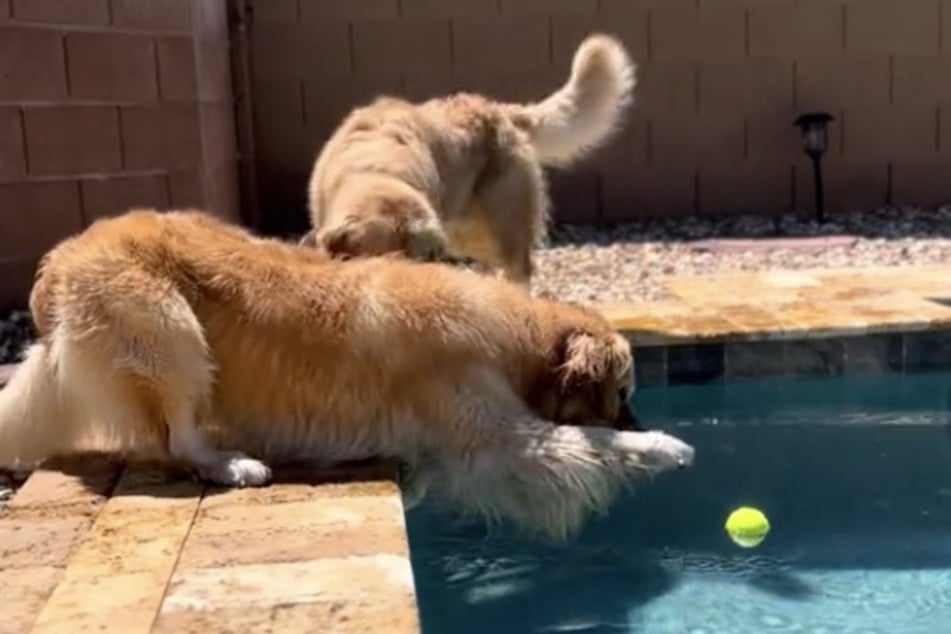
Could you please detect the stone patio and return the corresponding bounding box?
[3,265,951,633]
[0,456,418,634]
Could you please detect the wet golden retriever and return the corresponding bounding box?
[0,210,692,540]
[303,33,636,285]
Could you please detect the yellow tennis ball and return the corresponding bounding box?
[725,506,770,548]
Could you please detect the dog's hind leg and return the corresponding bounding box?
[69,269,272,487]
[475,149,549,286]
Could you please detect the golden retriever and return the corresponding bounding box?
[0,210,692,540]
[303,33,636,285]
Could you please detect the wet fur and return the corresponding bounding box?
[0,209,692,540]
[304,33,636,286]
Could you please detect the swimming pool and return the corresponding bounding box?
[406,371,951,633]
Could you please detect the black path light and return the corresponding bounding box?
[793,112,834,223]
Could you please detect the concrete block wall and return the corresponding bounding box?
[0,0,240,311]
[246,0,951,234]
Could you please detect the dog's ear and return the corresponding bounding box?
[556,331,623,392]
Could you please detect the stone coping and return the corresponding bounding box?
[602,265,951,346]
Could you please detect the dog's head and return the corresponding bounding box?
[533,311,643,431]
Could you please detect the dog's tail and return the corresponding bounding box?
[0,342,77,468]
[505,34,636,167]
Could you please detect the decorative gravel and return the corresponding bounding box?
[533,207,951,304]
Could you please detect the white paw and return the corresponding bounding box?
[617,430,695,473]
[202,454,273,488]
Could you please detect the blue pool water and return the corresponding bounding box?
[406,372,951,633]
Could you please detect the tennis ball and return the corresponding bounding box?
[725,506,770,548]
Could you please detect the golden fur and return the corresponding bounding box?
[304,33,636,285]
[0,209,692,540]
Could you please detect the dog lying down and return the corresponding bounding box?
[0,210,693,540]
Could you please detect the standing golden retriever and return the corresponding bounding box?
[0,210,692,540]
[303,33,636,285]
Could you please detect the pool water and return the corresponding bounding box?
[406,372,951,633]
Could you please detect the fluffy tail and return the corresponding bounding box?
[0,343,74,468]
[508,33,636,166]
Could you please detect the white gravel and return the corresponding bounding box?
[533,207,951,304]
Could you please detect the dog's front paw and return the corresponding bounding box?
[617,430,695,474]
[201,453,273,488]
[407,225,449,262]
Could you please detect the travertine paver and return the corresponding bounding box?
[153,464,418,633]
[0,459,418,634]
[0,455,123,634]
[608,265,951,344]
[30,467,202,634]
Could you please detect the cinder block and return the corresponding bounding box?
[650,111,745,167]
[0,106,25,181]
[452,14,549,74]
[892,54,951,106]
[796,55,890,111]
[10,0,108,25]
[699,58,794,115]
[602,164,696,220]
[251,22,351,82]
[111,0,192,32]
[299,0,399,19]
[24,106,121,175]
[651,3,746,61]
[157,37,198,102]
[353,18,451,74]
[500,0,597,15]
[794,157,888,214]
[169,170,205,208]
[66,32,158,101]
[249,0,297,23]
[80,176,171,223]
[548,169,601,224]
[749,0,844,58]
[636,59,697,117]
[0,27,67,99]
[846,0,940,55]
[196,43,232,102]
[843,104,938,160]
[120,105,203,170]
[401,0,497,18]
[302,75,401,144]
[699,160,793,216]
[0,181,83,261]
[890,157,951,206]
[199,103,238,166]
